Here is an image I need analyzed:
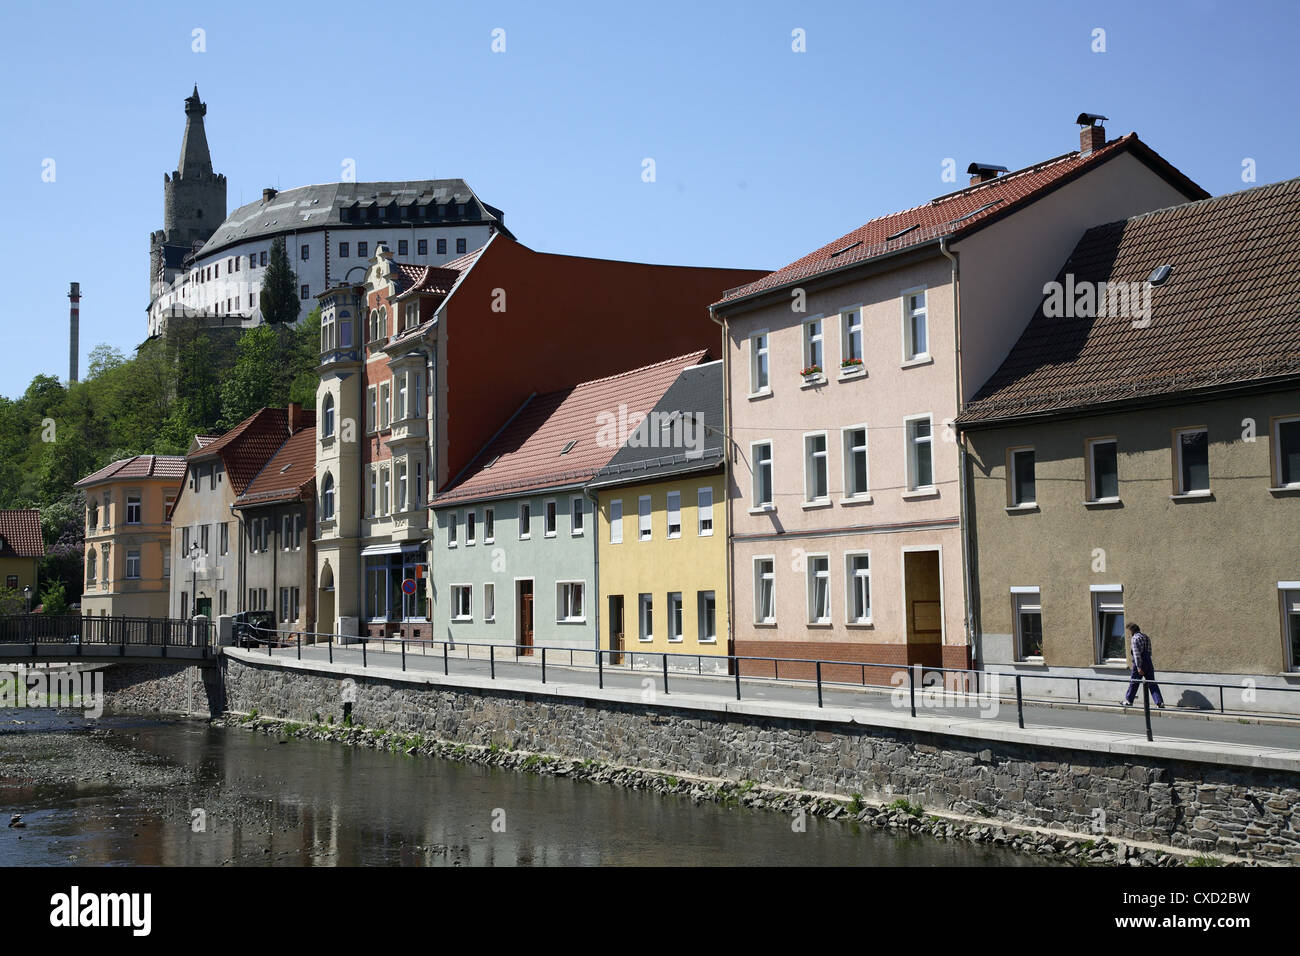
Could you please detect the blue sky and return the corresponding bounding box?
[0,0,1296,398]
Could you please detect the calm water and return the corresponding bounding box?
[0,712,1049,866]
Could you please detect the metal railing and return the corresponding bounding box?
[236,625,1300,743]
[0,615,216,657]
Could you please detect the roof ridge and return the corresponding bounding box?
[1086,174,1300,233]
[569,349,707,390]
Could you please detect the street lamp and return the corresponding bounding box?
[188,543,202,618]
[22,586,31,614]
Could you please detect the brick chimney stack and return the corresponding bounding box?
[1076,113,1109,155]
[287,401,303,434]
[263,187,278,202]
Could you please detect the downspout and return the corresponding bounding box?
[708,305,735,663]
[584,482,601,656]
[939,237,977,670]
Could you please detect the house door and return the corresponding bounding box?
[903,549,942,671]
[608,595,624,665]
[517,581,534,657]
[195,597,212,619]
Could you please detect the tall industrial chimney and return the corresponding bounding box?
[68,282,80,383]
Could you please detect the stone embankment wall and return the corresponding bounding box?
[101,661,224,717]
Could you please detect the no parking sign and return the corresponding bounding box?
[401,578,417,595]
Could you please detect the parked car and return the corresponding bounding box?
[231,611,278,649]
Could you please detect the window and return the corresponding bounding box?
[456,238,467,254]
[544,499,558,537]
[380,466,390,516]
[126,495,141,524]
[638,594,654,641]
[368,469,378,517]
[219,590,227,615]
[667,592,683,641]
[843,426,869,498]
[904,289,928,361]
[749,332,770,393]
[846,553,871,624]
[452,585,472,620]
[437,238,447,255]
[666,491,681,538]
[418,239,428,255]
[802,318,824,373]
[294,514,303,550]
[280,587,291,622]
[379,382,391,429]
[906,416,934,490]
[466,509,476,544]
[807,555,830,624]
[200,524,210,555]
[755,558,775,624]
[484,507,495,542]
[753,442,773,508]
[1175,427,1209,494]
[1087,438,1119,501]
[841,308,863,367]
[322,394,335,438]
[605,496,621,541]
[557,582,585,622]
[260,251,267,266]
[638,495,652,540]
[1093,588,1126,662]
[804,433,829,502]
[282,515,293,551]
[219,522,229,556]
[396,462,408,514]
[301,245,310,261]
[366,386,377,432]
[697,487,713,535]
[182,526,190,556]
[1013,588,1043,660]
[447,512,458,547]
[1275,418,1300,488]
[1009,447,1036,506]
[1282,587,1300,671]
[339,242,349,258]
[301,285,310,300]
[484,583,495,621]
[321,473,335,520]
[357,241,368,258]
[163,552,170,579]
[519,502,531,539]
[398,239,408,256]
[571,497,585,535]
[697,591,716,642]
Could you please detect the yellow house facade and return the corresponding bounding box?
[590,361,728,670]
[0,509,44,604]
[75,456,186,618]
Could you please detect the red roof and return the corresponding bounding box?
[715,134,1206,307]
[0,510,43,559]
[434,350,708,505]
[189,407,292,496]
[76,454,187,488]
[235,426,317,508]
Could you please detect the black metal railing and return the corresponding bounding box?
[0,615,216,655]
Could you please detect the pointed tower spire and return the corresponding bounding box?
[178,85,213,178]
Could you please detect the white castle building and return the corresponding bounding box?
[147,88,511,337]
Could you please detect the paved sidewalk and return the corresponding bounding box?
[245,642,1300,758]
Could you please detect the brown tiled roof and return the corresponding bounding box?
[714,134,1206,307]
[234,426,317,508]
[434,350,708,505]
[0,510,43,558]
[391,245,484,301]
[75,454,187,488]
[188,408,291,495]
[958,177,1300,425]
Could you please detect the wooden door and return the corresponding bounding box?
[518,582,534,657]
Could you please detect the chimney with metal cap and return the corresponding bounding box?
[1077,112,1108,155]
[263,187,278,202]
[68,282,80,383]
[967,163,1008,186]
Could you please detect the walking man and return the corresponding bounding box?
[1122,622,1165,709]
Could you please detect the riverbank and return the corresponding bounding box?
[215,712,1244,867]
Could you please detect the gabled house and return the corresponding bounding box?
[0,510,44,605]
[233,420,317,636]
[75,455,185,618]
[710,116,1206,677]
[956,176,1300,708]
[430,351,708,654]
[315,233,763,640]
[587,360,728,668]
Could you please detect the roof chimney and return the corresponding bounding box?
[262,187,278,203]
[287,401,303,435]
[1076,112,1108,155]
[966,163,1008,186]
[68,282,80,384]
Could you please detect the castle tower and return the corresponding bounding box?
[150,86,227,298]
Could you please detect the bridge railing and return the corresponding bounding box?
[0,614,215,650]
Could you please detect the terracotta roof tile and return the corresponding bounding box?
[0,510,43,559]
[189,408,293,495]
[76,454,187,488]
[434,351,708,505]
[959,177,1300,424]
[235,426,317,507]
[715,135,1204,307]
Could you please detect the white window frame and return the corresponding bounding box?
[1279,583,1300,671]
[484,507,495,543]
[667,591,684,642]
[519,502,532,540]
[571,496,585,536]
[544,498,558,538]
[904,414,935,492]
[1273,417,1300,489]
[609,499,623,544]
[556,581,586,623]
[748,330,770,395]
[901,287,928,363]
[447,512,458,548]
[125,549,141,580]
[840,306,864,371]
[806,553,831,625]
[845,551,871,625]
[1011,587,1044,662]
[1008,445,1037,508]
[1091,585,1126,664]
[666,491,682,539]
[466,509,476,546]
[751,441,774,510]
[1173,426,1210,496]
[697,486,714,536]
[1086,437,1120,502]
[638,593,654,642]
[801,315,824,373]
[484,582,496,622]
[803,431,829,504]
[126,495,141,525]
[451,584,473,621]
[638,495,652,541]
[842,425,870,500]
[754,556,776,625]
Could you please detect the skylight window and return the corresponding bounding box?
[885,224,920,242]
[949,200,1004,225]
[1148,264,1173,286]
[830,240,863,258]
[560,440,578,456]
[485,455,501,469]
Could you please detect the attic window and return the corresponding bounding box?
[830,240,862,258]
[280,463,292,474]
[949,200,1004,225]
[560,440,578,456]
[885,224,920,242]
[485,455,501,469]
[1148,264,1173,287]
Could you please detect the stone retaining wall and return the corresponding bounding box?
[101,660,223,717]
[222,656,1299,864]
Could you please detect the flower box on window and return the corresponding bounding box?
[800,365,824,382]
[841,357,863,371]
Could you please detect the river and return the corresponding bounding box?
[0,711,1049,866]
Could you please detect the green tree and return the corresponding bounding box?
[259,236,301,325]
[39,580,69,615]
[219,324,282,429]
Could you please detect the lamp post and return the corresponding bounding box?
[22,586,31,614]
[188,543,202,618]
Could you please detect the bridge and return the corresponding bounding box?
[0,614,216,662]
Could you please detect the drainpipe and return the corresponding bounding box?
[939,237,976,670]
[584,483,601,656]
[708,306,735,663]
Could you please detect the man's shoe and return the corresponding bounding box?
[1156,702,1165,709]
[1121,699,1131,707]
